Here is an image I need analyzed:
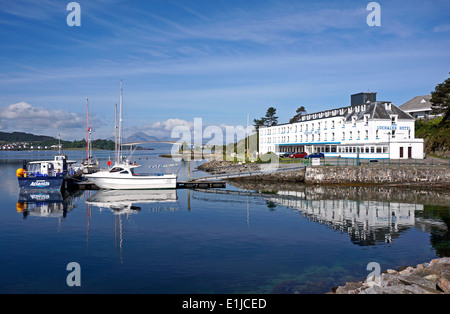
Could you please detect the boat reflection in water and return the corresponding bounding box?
[85,189,178,214]
[85,189,179,263]
[16,190,79,219]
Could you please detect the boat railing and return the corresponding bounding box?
[132,172,171,177]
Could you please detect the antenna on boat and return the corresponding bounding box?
[58,134,62,154]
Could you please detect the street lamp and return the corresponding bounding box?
[387,131,391,165]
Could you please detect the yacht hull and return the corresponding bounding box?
[87,174,177,190]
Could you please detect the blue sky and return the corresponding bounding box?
[0,0,449,141]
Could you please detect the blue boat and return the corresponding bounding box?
[17,154,82,191]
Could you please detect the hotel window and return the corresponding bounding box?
[318,122,321,129]
[342,132,345,140]
[376,130,379,138]
[365,147,370,153]
[364,115,369,125]
[312,123,314,130]
[383,147,388,153]
[391,116,397,125]
[365,130,369,139]
[324,133,327,141]
[349,131,352,140]
[332,132,335,141]
[408,130,411,139]
[357,131,360,139]
[324,121,327,129]
[306,124,308,131]
[332,120,335,128]
[392,130,396,138]
[371,147,375,153]
[311,134,315,142]
[376,147,382,153]
[300,135,303,142]
[352,117,357,126]
[317,134,320,142]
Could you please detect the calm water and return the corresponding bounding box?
[0,147,449,294]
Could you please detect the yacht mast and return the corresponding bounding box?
[118,80,123,163]
[115,103,118,164]
[86,98,89,163]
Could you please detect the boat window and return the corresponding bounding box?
[110,167,124,173]
[119,170,129,175]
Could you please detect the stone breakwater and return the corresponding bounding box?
[306,166,450,186]
[197,161,450,187]
[330,257,450,294]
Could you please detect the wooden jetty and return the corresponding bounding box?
[176,181,226,189]
[70,180,226,190]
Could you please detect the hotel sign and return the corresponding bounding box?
[377,126,411,131]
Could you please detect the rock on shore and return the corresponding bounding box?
[330,257,450,294]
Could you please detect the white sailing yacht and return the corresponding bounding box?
[85,81,177,190]
[82,98,100,174]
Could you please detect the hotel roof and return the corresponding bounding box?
[261,101,414,128]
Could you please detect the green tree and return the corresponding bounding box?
[264,107,278,127]
[253,107,278,130]
[289,106,307,123]
[430,73,450,124]
[253,117,267,131]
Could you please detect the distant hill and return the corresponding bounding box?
[0,131,115,150]
[0,131,55,143]
[124,132,161,143]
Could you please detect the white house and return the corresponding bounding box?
[258,93,424,159]
[399,95,437,119]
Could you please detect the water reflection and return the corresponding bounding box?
[195,183,449,248]
[16,190,81,219]
[84,189,180,263]
[85,189,179,213]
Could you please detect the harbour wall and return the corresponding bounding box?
[229,165,450,187]
[304,166,450,186]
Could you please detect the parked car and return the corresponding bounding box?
[279,152,292,158]
[305,153,325,159]
[289,152,308,159]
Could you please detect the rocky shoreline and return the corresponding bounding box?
[329,257,450,294]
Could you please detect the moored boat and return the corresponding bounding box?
[17,154,81,191]
[86,163,177,190]
[85,81,177,190]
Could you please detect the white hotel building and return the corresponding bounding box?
[258,93,424,160]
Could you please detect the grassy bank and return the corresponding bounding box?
[416,117,450,158]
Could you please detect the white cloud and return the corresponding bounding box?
[135,117,252,145]
[0,102,86,137]
[433,23,450,33]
